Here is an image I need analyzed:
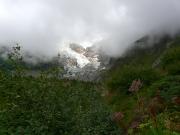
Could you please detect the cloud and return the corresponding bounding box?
[0,0,180,57]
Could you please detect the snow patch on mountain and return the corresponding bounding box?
[58,43,104,80]
[59,45,90,68]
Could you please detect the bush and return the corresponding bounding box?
[0,73,121,135]
[148,75,180,103]
[161,46,180,75]
[107,65,160,93]
[0,45,122,135]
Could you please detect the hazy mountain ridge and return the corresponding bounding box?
[0,34,178,81]
[0,43,112,81]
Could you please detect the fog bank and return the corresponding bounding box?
[0,0,180,57]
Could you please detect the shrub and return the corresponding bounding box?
[0,73,121,135]
[0,45,121,135]
[148,76,180,103]
[161,46,180,75]
[107,65,160,93]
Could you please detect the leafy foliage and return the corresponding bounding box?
[103,37,180,135]
[107,65,160,93]
[1,36,180,135]
[0,46,121,135]
[0,72,121,135]
[161,46,180,75]
[149,75,180,102]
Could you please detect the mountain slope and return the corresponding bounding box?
[0,35,179,135]
[102,35,180,134]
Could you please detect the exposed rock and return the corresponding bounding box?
[84,46,97,57]
[59,43,111,81]
[69,43,86,54]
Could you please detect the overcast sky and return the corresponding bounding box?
[0,0,180,57]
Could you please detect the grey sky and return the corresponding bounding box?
[0,0,180,57]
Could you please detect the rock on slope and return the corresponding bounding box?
[59,43,111,81]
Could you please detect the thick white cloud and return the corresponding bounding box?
[0,0,180,57]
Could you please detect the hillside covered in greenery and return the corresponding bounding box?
[0,36,180,135]
[104,36,180,134]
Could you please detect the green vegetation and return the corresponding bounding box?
[104,36,180,134]
[0,36,180,134]
[0,74,120,135]
[161,46,180,75]
[107,65,160,92]
[0,46,121,135]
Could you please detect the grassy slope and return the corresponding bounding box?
[103,36,180,134]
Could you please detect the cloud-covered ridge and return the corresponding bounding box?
[0,0,180,57]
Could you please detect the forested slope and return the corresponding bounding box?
[0,36,180,135]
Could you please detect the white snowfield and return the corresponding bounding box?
[59,43,100,69]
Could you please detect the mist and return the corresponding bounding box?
[0,0,180,58]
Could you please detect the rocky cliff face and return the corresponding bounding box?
[59,43,111,81]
